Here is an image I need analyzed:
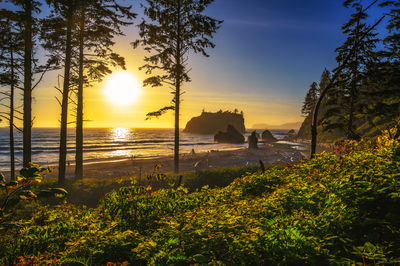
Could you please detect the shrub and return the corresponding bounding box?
[1,131,400,265]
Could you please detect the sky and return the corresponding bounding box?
[0,0,387,129]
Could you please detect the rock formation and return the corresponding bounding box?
[184,110,245,134]
[248,131,259,149]
[214,125,245,144]
[262,130,277,143]
[282,129,297,141]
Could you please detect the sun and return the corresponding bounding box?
[104,71,141,106]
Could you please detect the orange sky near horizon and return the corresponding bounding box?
[1,29,304,130]
[31,76,303,129]
[0,0,366,132]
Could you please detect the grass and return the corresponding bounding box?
[32,165,260,208]
[0,129,400,265]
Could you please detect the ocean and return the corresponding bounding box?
[0,128,296,171]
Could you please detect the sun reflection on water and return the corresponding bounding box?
[110,128,132,157]
[111,127,130,142]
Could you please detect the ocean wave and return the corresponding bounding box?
[0,128,287,171]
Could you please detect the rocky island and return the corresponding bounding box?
[184,110,246,134]
[214,125,245,144]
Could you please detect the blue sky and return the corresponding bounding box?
[201,0,349,97]
[176,0,387,127]
[181,0,353,125]
[0,0,389,128]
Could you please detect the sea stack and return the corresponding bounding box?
[184,110,245,134]
[248,131,259,149]
[214,125,245,144]
[262,130,278,143]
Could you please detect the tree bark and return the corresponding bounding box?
[9,45,15,181]
[75,8,85,179]
[348,83,356,139]
[174,0,182,174]
[58,15,73,186]
[311,68,345,158]
[174,82,180,174]
[23,0,33,167]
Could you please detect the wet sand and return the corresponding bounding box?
[44,142,306,180]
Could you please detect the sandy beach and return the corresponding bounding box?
[42,142,306,180]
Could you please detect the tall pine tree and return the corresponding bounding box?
[327,0,378,140]
[43,0,79,185]
[73,0,136,179]
[359,0,400,131]
[133,0,222,173]
[301,82,318,116]
[4,0,42,167]
[0,10,23,181]
[310,0,384,157]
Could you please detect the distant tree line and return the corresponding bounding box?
[301,0,400,157]
[202,109,244,117]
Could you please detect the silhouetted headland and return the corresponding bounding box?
[184,110,245,134]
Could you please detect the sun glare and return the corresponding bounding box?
[104,72,141,106]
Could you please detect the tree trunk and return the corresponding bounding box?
[174,83,180,173]
[348,85,356,139]
[58,16,73,186]
[311,67,355,157]
[174,0,182,174]
[310,97,322,158]
[9,45,15,181]
[75,9,85,179]
[311,69,344,158]
[347,66,360,141]
[23,0,33,167]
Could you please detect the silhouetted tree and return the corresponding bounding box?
[358,0,400,131]
[360,61,400,132]
[2,0,54,170]
[43,0,79,185]
[301,82,318,116]
[381,1,400,60]
[0,11,23,181]
[4,0,42,167]
[73,0,135,179]
[324,0,378,140]
[319,69,331,94]
[318,69,332,120]
[133,0,222,173]
[310,0,384,157]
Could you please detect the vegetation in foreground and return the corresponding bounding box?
[30,165,260,208]
[0,130,400,265]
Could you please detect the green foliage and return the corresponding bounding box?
[0,163,67,227]
[1,132,400,264]
[322,1,379,140]
[299,0,400,144]
[301,82,319,116]
[182,165,259,191]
